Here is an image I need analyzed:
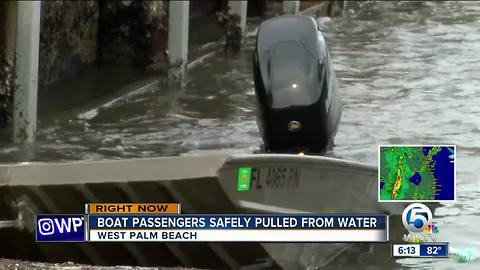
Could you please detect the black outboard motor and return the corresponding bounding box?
[253,15,342,154]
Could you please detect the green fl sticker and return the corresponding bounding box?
[237,167,251,191]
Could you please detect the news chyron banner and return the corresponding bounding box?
[36,203,389,242]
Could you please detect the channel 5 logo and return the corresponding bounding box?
[402,203,433,233]
[36,215,85,242]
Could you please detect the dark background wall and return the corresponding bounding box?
[0,0,344,129]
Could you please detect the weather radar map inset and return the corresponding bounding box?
[379,145,455,201]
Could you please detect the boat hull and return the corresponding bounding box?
[0,154,410,269]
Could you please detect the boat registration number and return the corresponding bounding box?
[251,167,301,189]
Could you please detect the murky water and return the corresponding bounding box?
[1,1,479,269]
[328,1,480,269]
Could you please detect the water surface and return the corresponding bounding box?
[1,1,479,269]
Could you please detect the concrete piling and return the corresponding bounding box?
[167,0,189,83]
[13,1,41,143]
[228,1,248,35]
[283,1,300,15]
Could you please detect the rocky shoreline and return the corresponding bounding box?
[0,259,203,270]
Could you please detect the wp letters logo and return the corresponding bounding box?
[36,215,85,242]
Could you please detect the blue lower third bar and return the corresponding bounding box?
[419,243,449,257]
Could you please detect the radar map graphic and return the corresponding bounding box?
[379,145,455,201]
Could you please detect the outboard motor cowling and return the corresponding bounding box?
[253,15,342,154]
